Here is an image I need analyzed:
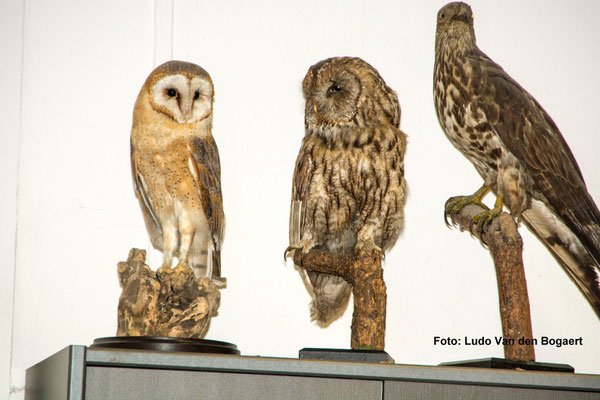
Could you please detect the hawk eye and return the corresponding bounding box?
[194,91,200,100]
[166,88,177,97]
[329,85,342,93]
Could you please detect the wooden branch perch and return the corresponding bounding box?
[116,248,221,338]
[447,203,535,361]
[293,250,386,350]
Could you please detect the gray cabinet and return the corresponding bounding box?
[26,346,600,399]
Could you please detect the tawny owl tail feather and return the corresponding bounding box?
[307,271,352,327]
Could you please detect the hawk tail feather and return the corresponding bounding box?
[522,199,600,319]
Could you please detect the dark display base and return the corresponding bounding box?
[439,357,574,373]
[91,336,240,355]
[299,347,394,363]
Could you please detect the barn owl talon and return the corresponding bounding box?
[174,262,193,275]
[157,264,172,275]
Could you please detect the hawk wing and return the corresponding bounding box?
[472,51,600,263]
[131,140,164,251]
[187,135,225,277]
[471,50,600,313]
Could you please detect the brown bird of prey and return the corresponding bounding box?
[288,57,407,326]
[434,2,600,318]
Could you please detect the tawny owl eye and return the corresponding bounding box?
[329,84,343,93]
[440,13,445,19]
[166,88,177,97]
[194,91,200,100]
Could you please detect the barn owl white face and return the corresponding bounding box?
[151,74,213,123]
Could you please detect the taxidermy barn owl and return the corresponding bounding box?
[288,57,407,326]
[130,60,225,281]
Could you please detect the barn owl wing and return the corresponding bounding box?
[130,140,163,251]
[187,136,225,253]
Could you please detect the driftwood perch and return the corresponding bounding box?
[293,250,386,350]
[447,203,535,361]
[116,248,221,338]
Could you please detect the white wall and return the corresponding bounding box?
[2,0,600,398]
[0,1,24,399]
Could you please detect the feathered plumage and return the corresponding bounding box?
[434,2,600,317]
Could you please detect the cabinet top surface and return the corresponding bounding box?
[80,346,600,392]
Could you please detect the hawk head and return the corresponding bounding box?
[435,2,476,53]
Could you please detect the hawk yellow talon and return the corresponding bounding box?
[473,207,501,232]
[444,185,491,226]
[473,196,504,233]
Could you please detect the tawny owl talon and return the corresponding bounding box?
[354,241,383,258]
[284,245,299,261]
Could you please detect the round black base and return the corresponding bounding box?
[439,357,574,373]
[91,336,240,355]
[299,348,394,364]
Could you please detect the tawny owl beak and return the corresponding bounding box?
[311,102,323,124]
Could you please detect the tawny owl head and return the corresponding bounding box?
[302,57,400,130]
[435,2,476,50]
[141,60,214,124]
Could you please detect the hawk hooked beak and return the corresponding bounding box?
[453,10,470,23]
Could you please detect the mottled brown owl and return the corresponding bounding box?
[288,57,407,326]
[130,61,225,281]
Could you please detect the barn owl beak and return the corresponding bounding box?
[181,97,194,123]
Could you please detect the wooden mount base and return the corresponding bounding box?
[292,249,387,350]
[116,248,221,338]
[446,204,535,361]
